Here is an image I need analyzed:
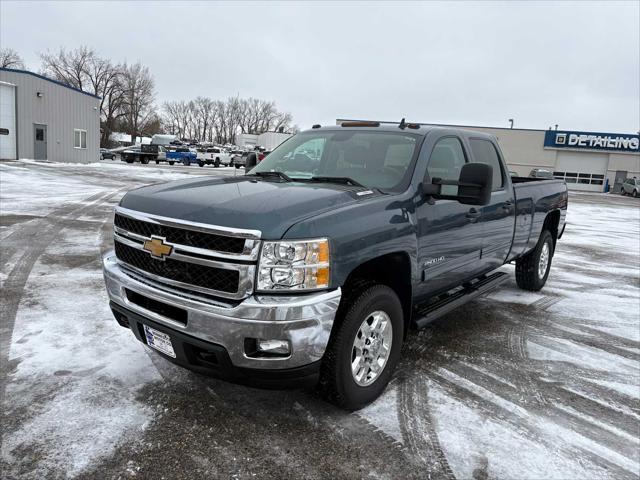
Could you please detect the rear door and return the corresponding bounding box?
[415,135,486,299]
[466,137,515,271]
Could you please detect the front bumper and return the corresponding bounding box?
[102,253,341,374]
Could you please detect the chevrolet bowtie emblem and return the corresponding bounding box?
[143,236,173,260]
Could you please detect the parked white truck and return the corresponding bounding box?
[196,147,232,167]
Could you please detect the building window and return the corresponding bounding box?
[74,129,87,149]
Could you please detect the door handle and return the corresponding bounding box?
[501,201,514,211]
[466,208,481,221]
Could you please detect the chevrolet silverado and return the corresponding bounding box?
[103,121,568,410]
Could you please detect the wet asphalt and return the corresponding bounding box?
[1,160,638,480]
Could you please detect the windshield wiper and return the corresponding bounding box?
[309,176,365,187]
[250,171,293,182]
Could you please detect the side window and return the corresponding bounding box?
[426,137,467,196]
[469,139,504,191]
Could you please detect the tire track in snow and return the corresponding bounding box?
[0,188,127,446]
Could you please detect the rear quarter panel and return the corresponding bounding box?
[509,179,568,260]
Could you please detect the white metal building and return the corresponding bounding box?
[337,119,640,193]
[236,131,293,150]
[0,68,100,162]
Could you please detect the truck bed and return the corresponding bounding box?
[509,178,568,260]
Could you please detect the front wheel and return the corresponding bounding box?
[214,158,220,168]
[155,160,160,165]
[515,230,554,291]
[198,161,205,167]
[634,190,638,198]
[168,161,175,166]
[319,284,403,410]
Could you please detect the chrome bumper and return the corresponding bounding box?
[102,253,341,370]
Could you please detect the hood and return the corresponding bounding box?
[119,176,370,239]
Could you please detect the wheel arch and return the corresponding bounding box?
[338,251,413,338]
[542,209,561,248]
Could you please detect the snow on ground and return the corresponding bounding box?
[1,159,639,479]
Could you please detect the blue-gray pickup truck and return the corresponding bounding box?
[103,121,568,410]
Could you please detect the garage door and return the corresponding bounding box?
[0,82,17,160]
[554,151,608,192]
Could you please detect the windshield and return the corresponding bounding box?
[250,130,421,192]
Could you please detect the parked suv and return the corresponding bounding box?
[622,177,639,197]
[100,148,116,161]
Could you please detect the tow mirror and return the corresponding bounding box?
[422,163,493,206]
[245,152,257,173]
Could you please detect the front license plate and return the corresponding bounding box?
[143,325,176,358]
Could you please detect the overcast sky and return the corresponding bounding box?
[2,1,639,133]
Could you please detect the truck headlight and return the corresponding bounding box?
[257,238,330,291]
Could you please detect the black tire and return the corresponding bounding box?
[214,158,220,168]
[168,161,175,166]
[235,164,241,169]
[125,158,133,164]
[319,284,404,411]
[634,190,638,198]
[140,158,149,165]
[515,230,554,291]
[155,160,160,165]
[198,161,205,167]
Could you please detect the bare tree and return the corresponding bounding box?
[0,48,25,69]
[40,46,94,91]
[120,62,156,144]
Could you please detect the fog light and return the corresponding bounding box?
[257,339,290,355]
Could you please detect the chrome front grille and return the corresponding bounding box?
[113,207,260,300]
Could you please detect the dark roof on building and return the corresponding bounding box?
[0,67,101,100]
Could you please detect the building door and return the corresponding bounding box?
[0,83,17,160]
[613,170,627,194]
[554,151,608,192]
[34,124,47,160]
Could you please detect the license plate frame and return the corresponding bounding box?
[143,324,176,358]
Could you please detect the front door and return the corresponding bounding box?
[467,137,515,272]
[34,124,47,160]
[415,135,485,301]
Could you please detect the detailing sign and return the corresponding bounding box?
[544,130,639,153]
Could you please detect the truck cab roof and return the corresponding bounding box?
[304,123,498,142]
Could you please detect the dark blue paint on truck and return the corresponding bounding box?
[106,124,568,410]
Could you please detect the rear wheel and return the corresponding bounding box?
[198,161,205,167]
[140,157,149,165]
[155,160,160,165]
[168,161,175,166]
[634,190,638,198]
[214,158,221,168]
[319,284,403,410]
[515,230,554,291]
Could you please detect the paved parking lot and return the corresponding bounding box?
[1,159,639,479]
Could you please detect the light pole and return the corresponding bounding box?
[508,118,514,129]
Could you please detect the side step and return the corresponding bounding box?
[414,272,509,329]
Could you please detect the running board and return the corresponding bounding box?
[414,272,509,329]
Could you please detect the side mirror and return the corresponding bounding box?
[245,152,257,173]
[457,163,493,205]
[422,163,493,206]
